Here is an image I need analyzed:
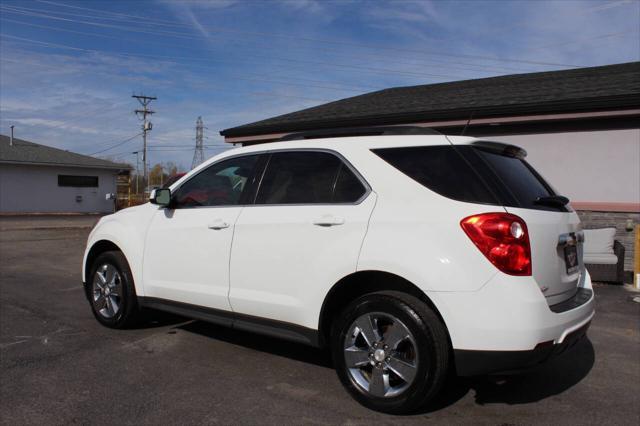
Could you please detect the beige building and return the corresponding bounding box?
[221,62,640,274]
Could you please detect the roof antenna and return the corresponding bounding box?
[10,125,14,146]
[460,111,474,136]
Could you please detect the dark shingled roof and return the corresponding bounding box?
[221,62,640,137]
[0,135,130,170]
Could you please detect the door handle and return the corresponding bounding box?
[208,219,230,230]
[313,215,345,227]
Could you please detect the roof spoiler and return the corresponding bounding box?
[278,126,442,141]
[471,140,527,159]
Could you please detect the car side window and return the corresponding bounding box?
[255,151,366,205]
[172,155,259,208]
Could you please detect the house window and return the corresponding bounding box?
[58,175,99,187]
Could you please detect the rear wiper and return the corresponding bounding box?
[534,195,570,207]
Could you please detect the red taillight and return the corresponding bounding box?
[460,213,532,276]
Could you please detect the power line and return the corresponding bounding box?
[528,28,638,51]
[0,54,337,104]
[0,24,463,80]
[0,35,399,88]
[0,16,535,75]
[0,37,380,95]
[89,133,142,155]
[0,23,382,91]
[0,5,202,40]
[17,2,626,79]
[1,3,550,75]
[0,3,587,68]
[40,0,634,37]
[29,0,592,68]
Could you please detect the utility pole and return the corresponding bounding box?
[191,116,205,170]
[132,94,156,196]
[133,150,140,197]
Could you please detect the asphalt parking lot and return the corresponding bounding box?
[1,216,639,425]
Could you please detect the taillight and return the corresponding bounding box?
[460,213,532,276]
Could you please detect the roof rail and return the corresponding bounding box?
[278,126,442,141]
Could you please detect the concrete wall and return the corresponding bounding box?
[489,129,640,205]
[0,164,118,213]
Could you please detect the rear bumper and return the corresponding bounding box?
[429,270,595,376]
[454,320,591,376]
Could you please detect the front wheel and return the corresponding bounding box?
[88,251,139,328]
[331,291,450,414]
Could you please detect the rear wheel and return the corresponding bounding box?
[88,251,139,328]
[331,291,449,414]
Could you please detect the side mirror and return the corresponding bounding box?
[150,188,171,207]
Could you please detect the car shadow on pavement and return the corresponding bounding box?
[177,320,333,368]
[420,338,596,413]
[135,310,193,329]
[175,319,595,413]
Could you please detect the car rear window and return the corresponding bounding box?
[372,145,562,211]
[474,148,555,210]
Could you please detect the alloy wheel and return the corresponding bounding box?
[343,312,418,398]
[92,263,123,319]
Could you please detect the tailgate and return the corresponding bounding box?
[456,140,587,306]
[505,206,585,305]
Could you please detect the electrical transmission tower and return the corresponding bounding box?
[132,94,156,196]
[191,116,205,170]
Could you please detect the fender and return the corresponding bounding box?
[83,204,158,296]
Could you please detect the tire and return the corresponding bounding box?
[331,291,450,414]
[87,250,140,329]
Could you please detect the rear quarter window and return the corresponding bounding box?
[474,149,555,210]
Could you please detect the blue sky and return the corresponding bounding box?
[1,0,638,170]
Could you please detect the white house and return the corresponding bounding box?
[0,135,130,213]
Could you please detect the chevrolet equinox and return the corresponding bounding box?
[82,128,595,413]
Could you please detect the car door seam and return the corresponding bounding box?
[355,192,378,272]
[226,207,243,313]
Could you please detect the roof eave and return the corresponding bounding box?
[220,94,640,138]
[0,159,131,170]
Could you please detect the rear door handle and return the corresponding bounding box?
[313,215,344,227]
[208,219,230,230]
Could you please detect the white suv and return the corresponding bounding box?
[83,129,595,413]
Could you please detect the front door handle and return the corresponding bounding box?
[313,215,345,227]
[208,219,230,230]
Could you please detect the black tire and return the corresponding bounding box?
[331,291,450,414]
[87,250,140,328]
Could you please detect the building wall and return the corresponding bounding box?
[0,164,118,213]
[489,129,640,205]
